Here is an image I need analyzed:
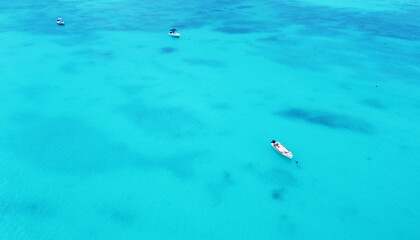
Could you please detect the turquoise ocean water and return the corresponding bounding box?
[1,0,420,239]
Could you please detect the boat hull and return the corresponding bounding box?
[168,32,180,37]
[271,142,293,159]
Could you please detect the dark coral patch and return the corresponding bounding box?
[278,108,374,134]
[4,114,139,174]
[0,199,54,218]
[184,58,226,67]
[257,36,279,42]
[236,5,254,9]
[361,98,385,109]
[264,168,297,186]
[213,27,256,34]
[119,101,203,138]
[160,47,176,54]
[109,210,136,225]
[271,189,285,201]
[222,171,234,185]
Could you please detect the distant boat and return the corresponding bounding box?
[57,18,65,25]
[271,140,296,162]
[168,28,180,37]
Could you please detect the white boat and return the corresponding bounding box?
[168,28,180,37]
[57,18,65,25]
[168,32,180,37]
[271,140,294,160]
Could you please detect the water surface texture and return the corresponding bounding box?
[1,0,420,239]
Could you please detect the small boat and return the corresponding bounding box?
[271,140,295,161]
[168,28,180,37]
[57,18,65,25]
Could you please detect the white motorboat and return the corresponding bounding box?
[168,28,180,37]
[168,32,180,37]
[271,140,294,161]
[57,18,65,25]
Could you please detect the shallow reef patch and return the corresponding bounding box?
[4,114,140,174]
[118,101,204,138]
[183,58,226,68]
[0,199,55,218]
[213,26,257,34]
[160,47,176,54]
[278,108,375,134]
[361,98,385,109]
[271,188,285,201]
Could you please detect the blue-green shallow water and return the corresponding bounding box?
[1,0,420,239]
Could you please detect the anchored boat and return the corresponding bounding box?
[271,140,296,163]
[168,28,180,37]
[57,18,65,25]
